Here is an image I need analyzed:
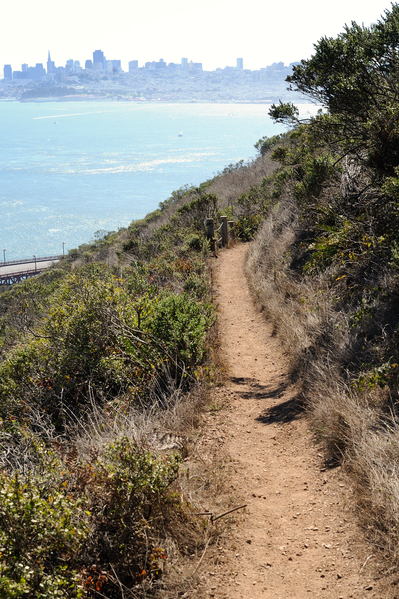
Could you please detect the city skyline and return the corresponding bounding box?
[0,49,299,105]
[0,50,295,85]
[3,51,282,80]
[4,51,231,78]
[0,0,393,73]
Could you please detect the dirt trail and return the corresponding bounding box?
[199,244,384,599]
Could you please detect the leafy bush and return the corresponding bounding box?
[254,133,286,156]
[79,437,182,594]
[147,292,214,366]
[0,260,214,429]
[235,214,264,241]
[183,272,209,299]
[0,471,87,598]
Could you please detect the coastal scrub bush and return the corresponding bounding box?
[254,133,286,156]
[0,432,186,598]
[174,193,219,231]
[0,466,87,598]
[147,292,214,366]
[235,214,264,241]
[0,258,214,429]
[79,437,182,595]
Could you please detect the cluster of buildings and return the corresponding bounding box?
[1,50,298,103]
[4,50,124,82]
[3,51,242,82]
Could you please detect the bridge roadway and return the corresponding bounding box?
[0,257,60,286]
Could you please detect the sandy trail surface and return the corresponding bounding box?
[197,243,384,599]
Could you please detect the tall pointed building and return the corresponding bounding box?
[47,51,55,75]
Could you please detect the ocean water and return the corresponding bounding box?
[0,101,304,260]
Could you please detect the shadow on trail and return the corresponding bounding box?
[256,395,304,425]
[230,377,290,399]
[229,376,304,424]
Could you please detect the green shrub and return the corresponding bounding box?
[147,292,214,365]
[254,133,286,156]
[0,472,87,598]
[235,214,264,241]
[183,233,203,251]
[183,273,209,299]
[79,438,182,593]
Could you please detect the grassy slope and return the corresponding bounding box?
[246,131,399,568]
[0,154,276,598]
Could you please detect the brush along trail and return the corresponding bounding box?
[197,243,385,599]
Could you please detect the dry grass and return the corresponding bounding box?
[111,154,278,264]
[245,194,399,569]
[206,154,277,210]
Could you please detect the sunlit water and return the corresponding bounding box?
[0,101,314,259]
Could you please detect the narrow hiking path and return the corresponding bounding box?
[198,243,385,599]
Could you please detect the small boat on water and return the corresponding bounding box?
[178,130,183,137]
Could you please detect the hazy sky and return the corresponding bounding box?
[0,0,394,72]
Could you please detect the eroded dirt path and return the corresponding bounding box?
[198,244,384,599]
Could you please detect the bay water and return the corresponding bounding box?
[0,101,303,260]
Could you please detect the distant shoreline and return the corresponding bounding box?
[16,96,306,105]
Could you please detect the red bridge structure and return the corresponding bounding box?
[0,255,61,286]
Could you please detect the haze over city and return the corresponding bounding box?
[0,0,394,72]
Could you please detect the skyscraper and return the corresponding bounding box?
[47,51,55,74]
[93,50,105,69]
[237,57,243,70]
[3,65,12,80]
[181,57,188,70]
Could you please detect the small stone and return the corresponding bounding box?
[246,539,252,544]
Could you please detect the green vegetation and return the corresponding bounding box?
[244,2,399,568]
[20,87,80,100]
[0,148,281,596]
[14,3,399,582]
[0,180,223,595]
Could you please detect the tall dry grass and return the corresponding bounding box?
[246,195,399,565]
[113,154,277,261]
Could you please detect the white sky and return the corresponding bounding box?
[0,0,394,72]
